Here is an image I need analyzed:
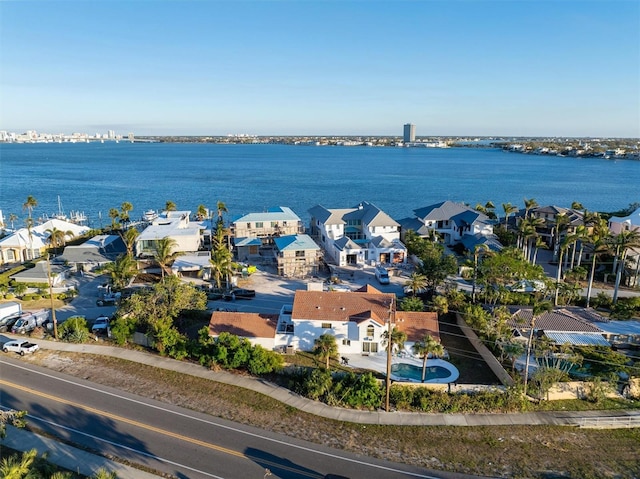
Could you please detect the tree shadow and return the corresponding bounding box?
[1,388,159,472]
[244,446,324,479]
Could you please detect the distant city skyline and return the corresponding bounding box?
[1,1,638,138]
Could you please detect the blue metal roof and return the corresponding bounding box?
[544,332,610,347]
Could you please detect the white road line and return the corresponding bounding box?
[2,359,441,478]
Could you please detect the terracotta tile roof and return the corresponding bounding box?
[353,284,383,294]
[209,312,278,339]
[395,311,440,342]
[292,290,395,326]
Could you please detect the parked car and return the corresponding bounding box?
[91,316,111,334]
[222,288,256,301]
[97,291,121,307]
[0,315,21,333]
[3,340,39,356]
[11,310,50,334]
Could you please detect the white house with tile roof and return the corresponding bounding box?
[398,200,495,247]
[308,201,407,266]
[207,285,441,356]
[274,285,439,355]
[0,218,89,265]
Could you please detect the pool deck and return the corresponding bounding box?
[341,352,460,384]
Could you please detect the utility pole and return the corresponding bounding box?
[46,254,58,340]
[385,297,394,412]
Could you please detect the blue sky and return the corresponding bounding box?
[1,0,638,137]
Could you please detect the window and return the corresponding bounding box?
[255,222,263,228]
[246,222,251,229]
[321,323,332,329]
[271,222,277,227]
[342,339,350,346]
[366,325,375,337]
[295,250,305,258]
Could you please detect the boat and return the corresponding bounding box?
[142,210,158,222]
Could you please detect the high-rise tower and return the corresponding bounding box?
[403,123,415,143]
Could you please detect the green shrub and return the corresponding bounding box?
[58,316,90,343]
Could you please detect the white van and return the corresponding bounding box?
[375,266,390,285]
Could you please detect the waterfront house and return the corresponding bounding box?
[519,205,585,250]
[230,206,304,245]
[273,234,322,278]
[135,210,202,257]
[56,234,126,272]
[0,219,89,265]
[308,201,407,266]
[398,200,495,247]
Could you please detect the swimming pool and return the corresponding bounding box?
[391,361,459,383]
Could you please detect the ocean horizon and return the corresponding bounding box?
[1,142,639,229]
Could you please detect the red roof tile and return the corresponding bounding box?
[209,312,278,339]
[292,290,395,326]
[395,311,440,342]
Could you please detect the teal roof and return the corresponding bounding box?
[232,206,301,224]
[274,234,320,251]
[234,237,263,247]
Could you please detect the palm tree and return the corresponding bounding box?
[8,213,17,231]
[411,334,444,382]
[404,272,427,297]
[523,198,538,218]
[381,326,407,356]
[24,217,34,261]
[165,200,177,212]
[551,212,569,262]
[484,201,496,220]
[196,204,208,221]
[609,229,640,304]
[531,237,547,265]
[45,227,74,254]
[585,218,610,308]
[313,333,338,369]
[471,244,490,303]
[502,202,517,227]
[120,201,133,226]
[108,208,120,231]
[103,254,138,289]
[0,447,37,478]
[22,195,37,219]
[153,236,182,281]
[216,200,228,225]
[500,340,525,372]
[554,236,571,306]
[210,247,233,288]
[121,227,139,257]
[523,300,553,396]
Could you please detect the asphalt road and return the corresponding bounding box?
[0,357,471,479]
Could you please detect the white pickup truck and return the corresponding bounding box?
[3,340,40,356]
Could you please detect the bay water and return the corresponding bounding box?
[1,142,638,228]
